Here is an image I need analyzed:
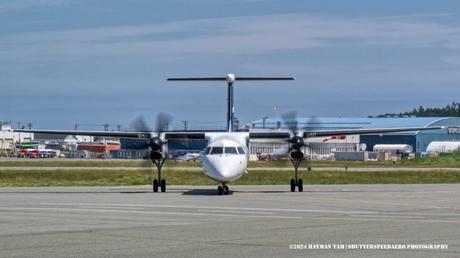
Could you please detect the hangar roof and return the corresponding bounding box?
[249,117,460,135]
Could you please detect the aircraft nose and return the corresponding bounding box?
[215,165,241,181]
[218,166,235,178]
[204,156,242,181]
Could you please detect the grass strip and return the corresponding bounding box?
[1,170,460,187]
[3,154,460,168]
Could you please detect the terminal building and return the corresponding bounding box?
[248,117,460,157]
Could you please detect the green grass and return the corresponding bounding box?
[397,155,460,167]
[0,159,202,167]
[2,156,460,168]
[1,169,460,187]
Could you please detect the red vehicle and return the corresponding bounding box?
[17,149,40,158]
[28,149,40,158]
[17,149,28,158]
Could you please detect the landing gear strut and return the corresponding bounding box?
[289,153,304,192]
[152,158,166,192]
[217,183,230,195]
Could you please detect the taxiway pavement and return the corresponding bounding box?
[0,185,459,258]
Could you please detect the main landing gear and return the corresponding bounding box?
[289,151,304,192]
[151,158,166,193]
[217,183,230,195]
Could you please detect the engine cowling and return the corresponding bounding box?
[290,135,304,150]
[149,137,163,151]
[289,150,304,160]
[149,151,164,161]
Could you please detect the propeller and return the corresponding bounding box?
[281,111,304,154]
[129,113,173,155]
[280,111,320,161]
[155,112,173,133]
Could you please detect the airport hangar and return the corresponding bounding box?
[245,117,460,158]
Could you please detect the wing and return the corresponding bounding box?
[164,132,206,139]
[303,126,445,138]
[13,129,151,139]
[13,129,209,140]
[249,131,290,139]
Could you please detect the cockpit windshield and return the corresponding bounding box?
[210,147,223,155]
[224,147,238,155]
[206,146,246,155]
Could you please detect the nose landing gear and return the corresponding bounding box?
[217,183,230,195]
[289,152,304,192]
[151,157,166,193]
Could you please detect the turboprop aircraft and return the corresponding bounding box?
[14,74,445,195]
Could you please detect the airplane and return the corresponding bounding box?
[14,73,445,195]
[175,152,201,161]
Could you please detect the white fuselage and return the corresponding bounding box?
[201,134,248,183]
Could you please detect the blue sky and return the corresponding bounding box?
[2,0,460,130]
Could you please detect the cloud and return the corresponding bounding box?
[2,14,460,64]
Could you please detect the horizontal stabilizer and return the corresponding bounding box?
[167,77,226,81]
[167,75,295,81]
[236,77,294,81]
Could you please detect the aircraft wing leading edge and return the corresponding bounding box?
[13,126,445,140]
[303,126,445,138]
[13,129,208,140]
[13,129,151,139]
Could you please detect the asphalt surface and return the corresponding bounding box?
[0,185,459,258]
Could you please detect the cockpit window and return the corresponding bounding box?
[204,147,212,154]
[237,147,245,154]
[224,147,238,155]
[210,147,223,155]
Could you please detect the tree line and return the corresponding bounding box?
[375,102,460,117]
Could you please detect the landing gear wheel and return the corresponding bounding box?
[217,186,224,195]
[298,179,303,192]
[153,179,159,193]
[223,185,229,195]
[290,179,295,192]
[160,179,166,192]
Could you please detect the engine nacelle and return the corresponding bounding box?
[290,135,304,150]
[149,137,164,152]
[149,151,164,161]
[289,150,304,160]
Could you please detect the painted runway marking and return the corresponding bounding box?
[0,207,302,219]
[316,217,460,224]
[78,205,145,210]
[318,197,460,211]
[35,202,379,215]
[197,209,274,215]
[349,214,426,219]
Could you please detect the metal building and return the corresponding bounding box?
[0,122,34,157]
[249,117,460,155]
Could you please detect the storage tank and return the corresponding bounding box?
[373,144,413,153]
[426,141,460,153]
